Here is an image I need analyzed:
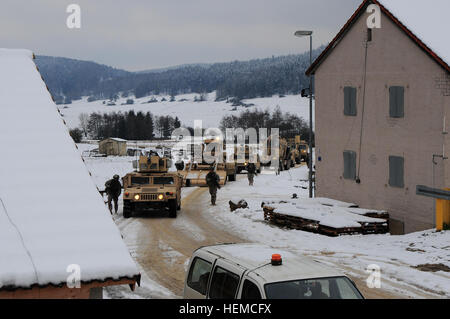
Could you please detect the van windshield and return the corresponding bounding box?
[265,277,363,299]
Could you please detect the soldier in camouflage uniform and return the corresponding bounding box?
[205,166,220,206]
[246,163,257,186]
[105,174,122,214]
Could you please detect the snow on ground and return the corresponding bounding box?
[78,149,193,299]
[78,145,449,298]
[205,166,450,297]
[60,92,311,129]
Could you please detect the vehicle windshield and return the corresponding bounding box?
[153,177,174,185]
[130,176,150,185]
[265,277,363,299]
[299,145,307,150]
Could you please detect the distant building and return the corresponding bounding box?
[99,138,127,156]
[0,49,139,298]
[307,0,450,233]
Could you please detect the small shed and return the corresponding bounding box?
[99,138,127,156]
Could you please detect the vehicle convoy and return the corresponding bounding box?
[122,154,182,218]
[177,138,237,187]
[287,135,309,165]
[262,136,291,171]
[234,144,261,174]
[184,243,364,299]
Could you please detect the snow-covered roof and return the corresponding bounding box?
[0,49,138,290]
[307,0,450,74]
[379,0,449,67]
[104,137,127,142]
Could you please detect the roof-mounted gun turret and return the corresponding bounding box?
[133,154,171,173]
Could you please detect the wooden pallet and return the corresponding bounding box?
[263,206,389,237]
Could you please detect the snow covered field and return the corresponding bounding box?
[61,92,312,129]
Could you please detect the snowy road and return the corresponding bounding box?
[108,181,441,299]
[80,152,448,299]
[107,186,245,298]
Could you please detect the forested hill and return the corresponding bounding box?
[35,46,325,104]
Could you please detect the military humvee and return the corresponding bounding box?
[122,154,182,218]
[234,144,261,174]
[177,138,237,187]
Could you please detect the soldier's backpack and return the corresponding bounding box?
[206,172,217,186]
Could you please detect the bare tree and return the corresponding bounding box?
[78,113,89,138]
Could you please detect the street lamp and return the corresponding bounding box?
[295,30,314,198]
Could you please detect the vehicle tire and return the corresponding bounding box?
[169,199,177,218]
[228,173,236,182]
[123,201,132,218]
[257,167,261,174]
[177,200,181,211]
[123,209,131,218]
[285,160,291,170]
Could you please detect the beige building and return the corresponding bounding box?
[99,137,128,156]
[307,0,450,233]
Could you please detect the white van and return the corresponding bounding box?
[183,243,364,299]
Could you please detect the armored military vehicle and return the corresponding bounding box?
[122,154,182,218]
[177,138,237,186]
[234,144,261,174]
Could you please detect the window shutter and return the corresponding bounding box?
[389,156,404,188]
[344,87,357,116]
[389,86,404,118]
[343,151,356,180]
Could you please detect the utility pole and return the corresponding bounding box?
[295,30,314,198]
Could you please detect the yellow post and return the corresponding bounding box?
[436,189,450,231]
[444,189,450,229]
[436,199,445,231]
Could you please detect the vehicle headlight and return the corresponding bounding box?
[134,194,140,200]
[158,194,164,200]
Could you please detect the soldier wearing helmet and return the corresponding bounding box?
[205,164,220,205]
[105,174,122,214]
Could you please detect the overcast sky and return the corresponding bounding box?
[0,0,361,71]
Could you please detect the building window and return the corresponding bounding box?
[389,156,404,188]
[389,86,404,118]
[343,151,357,180]
[344,87,357,116]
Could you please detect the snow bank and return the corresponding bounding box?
[0,49,138,289]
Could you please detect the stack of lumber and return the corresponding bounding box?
[262,198,389,236]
